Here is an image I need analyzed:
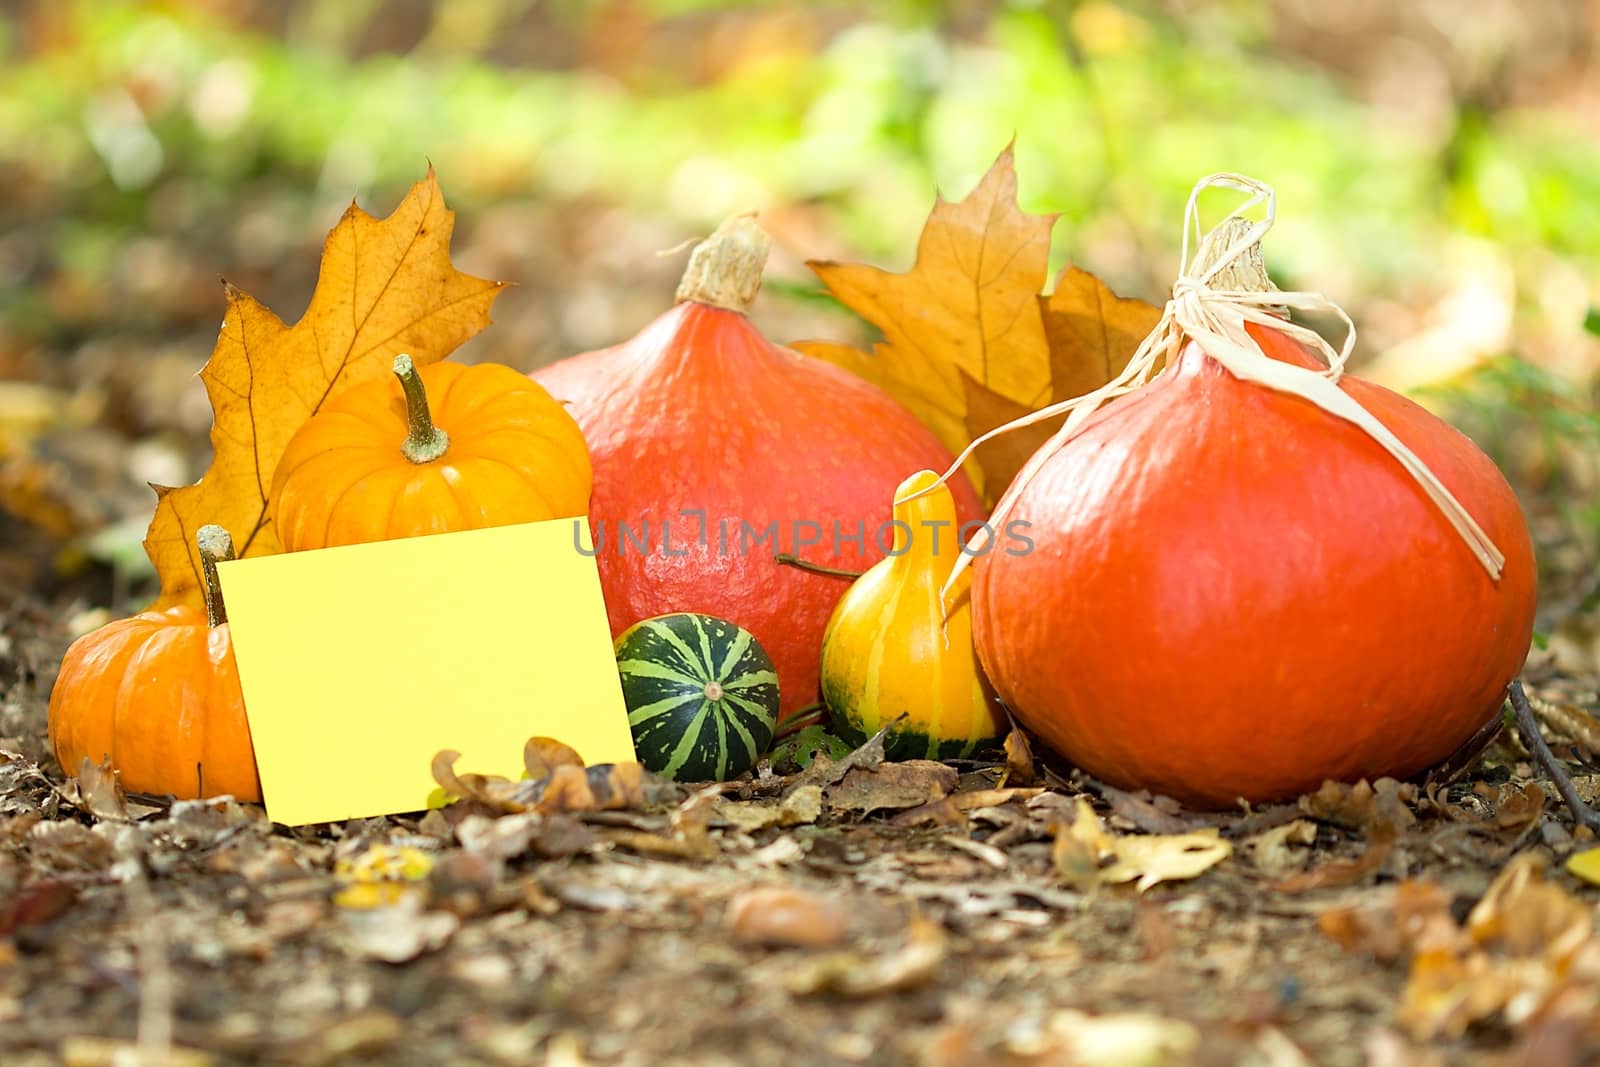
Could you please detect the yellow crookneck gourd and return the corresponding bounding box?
[819,469,1006,760]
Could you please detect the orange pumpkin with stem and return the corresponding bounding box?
[269,355,591,551]
[49,525,261,801]
[533,216,984,719]
[967,194,1538,809]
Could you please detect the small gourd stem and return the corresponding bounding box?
[196,524,235,629]
[773,703,829,741]
[1190,215,1280,301]
[774,553,865,580]
[1509,680,1600,835]
[675,215,772,315]
[393,354,449,464]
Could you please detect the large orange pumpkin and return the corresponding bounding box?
[972,240,1537,808]
[269,356,591,551]
[49,525,261,801]
[534,216,983,718]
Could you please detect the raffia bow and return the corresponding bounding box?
[919,173,1506,600]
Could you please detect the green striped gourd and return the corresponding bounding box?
[615,613,781,781]
[820,469,1006,760]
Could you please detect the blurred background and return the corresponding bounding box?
[1,0,1597,637]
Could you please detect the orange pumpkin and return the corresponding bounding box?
[269,355,591,551]
[533,217,983,719]
[971,216,1537,809]
[48,525,261,801]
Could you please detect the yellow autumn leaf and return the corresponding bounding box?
[1038,265,1166,402]
[1567,846,1600,886]
[333,844,436,911]
[143,168,505,607]
[795,146,1160,499]
[956,265,1162,498]
[1100,827,1231,894]
[335,844,436,885]
[802,144,1053,406]
[1052,798,1230,893]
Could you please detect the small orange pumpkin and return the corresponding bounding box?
[269,355,591,551]
[48,525,261,801]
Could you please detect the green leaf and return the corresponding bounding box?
[769,725,853,773]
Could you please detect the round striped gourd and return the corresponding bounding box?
[615,613,780,782]
[820,470,1005,761]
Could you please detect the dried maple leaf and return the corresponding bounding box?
[430,747,678,815]
[1319,854,1600,1042]
[713,785,823,832]
[1272,819,1397,893]
[1001,724,1038,787]
[823,760,958,816]
[143,169,505,607]
[1239,818,1318,877]
[1051,798,1231,893]
[795,146,1160,499]
[787,719,889,791]
[1100,826,1231,893]
[961,266,1162,495]
[523,736,586,780]
[68,756,127,822]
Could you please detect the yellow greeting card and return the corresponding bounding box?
[217,519,635,826]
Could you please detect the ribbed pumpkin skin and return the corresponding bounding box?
[615,613,780,781]
[48,606,261,801]
[821,470,1005,760]
[972,323,1538,809]
[270,361,591,551]
[535,302,983,719]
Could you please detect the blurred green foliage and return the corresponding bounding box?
[1,0,1596,571]
[1422,355,1600,497]
[5,1,1599,288]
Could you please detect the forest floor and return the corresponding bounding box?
[3,579,1600,1067]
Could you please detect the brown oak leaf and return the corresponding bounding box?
[143,169,505,607]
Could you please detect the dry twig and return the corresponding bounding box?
[1510,680,1600,836]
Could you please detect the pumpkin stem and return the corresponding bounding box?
[196,523,235,629]
[773,703,829,741]
[393,354,450,464]
[774,553,865,580]
[675,214,772,316]
[1190,215,1280,300]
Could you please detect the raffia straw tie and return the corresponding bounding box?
[913,173,1506,602]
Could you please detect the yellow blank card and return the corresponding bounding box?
[217,519,636,826]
